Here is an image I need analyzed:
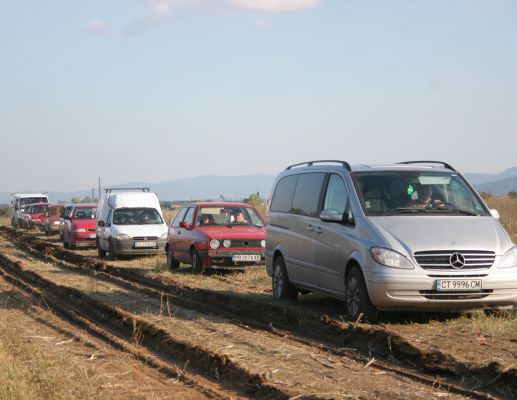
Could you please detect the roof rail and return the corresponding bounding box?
[397,161,456,172]
[104,187,150,193]
[286,160,351,172]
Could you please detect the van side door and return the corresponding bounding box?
[313,173,355,295]
[287,172,326,288]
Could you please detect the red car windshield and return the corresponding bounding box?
[31,205,47,214]
[73,207,97,219]
[196,206,264,227]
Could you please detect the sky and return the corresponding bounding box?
[1,0,517,192]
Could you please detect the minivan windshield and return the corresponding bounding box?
[196,206,264,227]
[72,207,97,219]
[352,171,488,216]
[113,208,163,225]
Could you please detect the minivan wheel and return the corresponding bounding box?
[345,266,378,323]
[191,248,203,273]
[167,247,180,269]
[272,256,298,300]
[109,240,118,261]
[97,241,106,258]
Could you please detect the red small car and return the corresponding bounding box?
[62,204,97,249]
[26,202,49,230]
[166,202,266,271]
[44,203,66,235]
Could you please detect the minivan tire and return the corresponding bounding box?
[272,256,298,300]
[97,240,106,258]
[109,240,118,261]
[167,247,180,269]
[345,266,378,323]
[191,248,203,273]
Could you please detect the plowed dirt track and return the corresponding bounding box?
[1,226,516,399]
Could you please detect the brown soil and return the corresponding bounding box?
[2,227,516,399]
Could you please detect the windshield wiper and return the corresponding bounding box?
[433,207,480,216]
[385,208,429,216]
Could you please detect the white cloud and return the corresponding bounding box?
[85,21,108,34]
[229,0,318,12]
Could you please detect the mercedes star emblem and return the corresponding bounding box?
[449,252,465,269]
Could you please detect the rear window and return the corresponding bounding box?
[270,175,298,213]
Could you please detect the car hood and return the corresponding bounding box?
[112,224,168,238]
[369,216,512,256]
[72,219,97,229]
[198,225,265,239]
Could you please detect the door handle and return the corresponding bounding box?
[306,225,314,232]
[315,227,323,234]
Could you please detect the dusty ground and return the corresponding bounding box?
[0,229,487,399]
[0,276,207,400]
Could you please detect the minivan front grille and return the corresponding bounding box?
[414,250,495,270]
[132,236,158,241]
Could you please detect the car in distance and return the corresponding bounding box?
[44,203,66,235]
[166,202,266,272]
[62,204,97,249]
[266,160,517,321]
[25,202,49,230]
[10,193,49,228]
[96,188,168,260]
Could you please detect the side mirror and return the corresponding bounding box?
[490,209,500,220]
[320,209,343,222]
[98,221,105,227]
[179,221,190,229]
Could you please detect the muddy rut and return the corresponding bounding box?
[1,227,514,399]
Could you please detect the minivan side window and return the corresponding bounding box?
[171,207,188,227]
[323,174,348,214]
[291,173,326,217]
[270,175,298,213]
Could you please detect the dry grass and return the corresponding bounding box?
[443,309,517,339]
[0,216,10,227]
[486,196,517,242]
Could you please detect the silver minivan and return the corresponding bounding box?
[266,160,517,321]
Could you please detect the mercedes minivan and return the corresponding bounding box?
[266,160,517,321]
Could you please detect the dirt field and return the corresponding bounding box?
[1,203,516,399]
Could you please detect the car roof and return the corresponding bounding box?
[74,203,97,208]
[191,202,255,208]
[281,160,457,175]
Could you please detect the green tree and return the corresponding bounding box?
[81,196,93,203]
[508,191,517,199]
[71,197,81,204]
[243,192,266,217]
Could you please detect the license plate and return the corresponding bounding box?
[436,279,482,291]
[89,234,96,239]
[135,241,156,248]
[232,254,261,262]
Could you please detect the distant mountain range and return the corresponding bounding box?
[1,168,516,206]
[0,174,276,205]
[464,167,517,195]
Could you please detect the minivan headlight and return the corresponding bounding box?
[498,246,517,269]
[371,247,414,269]
[209,239,221,249]
[116,233,130,240]
[160,232,168,239]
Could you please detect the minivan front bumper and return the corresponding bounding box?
[365,267,517,310]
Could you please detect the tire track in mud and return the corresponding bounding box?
[0,250,288,399]
[1,227,513,399]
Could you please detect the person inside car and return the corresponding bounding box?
[411,185,445,209]
[233,210,248,224]
[199,214,215,226]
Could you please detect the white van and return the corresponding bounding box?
[96,188,168,259]
[10,193,49,228]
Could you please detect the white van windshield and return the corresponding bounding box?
[113,208,163,225]
[352,171,488,216]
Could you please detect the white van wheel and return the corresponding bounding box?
[272,256,298,300]
[345,266,378,322]
[97,240,106,258]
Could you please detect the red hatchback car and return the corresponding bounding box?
[26,202,49,231]
[62,204,97,249]
[166,202,266,271]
